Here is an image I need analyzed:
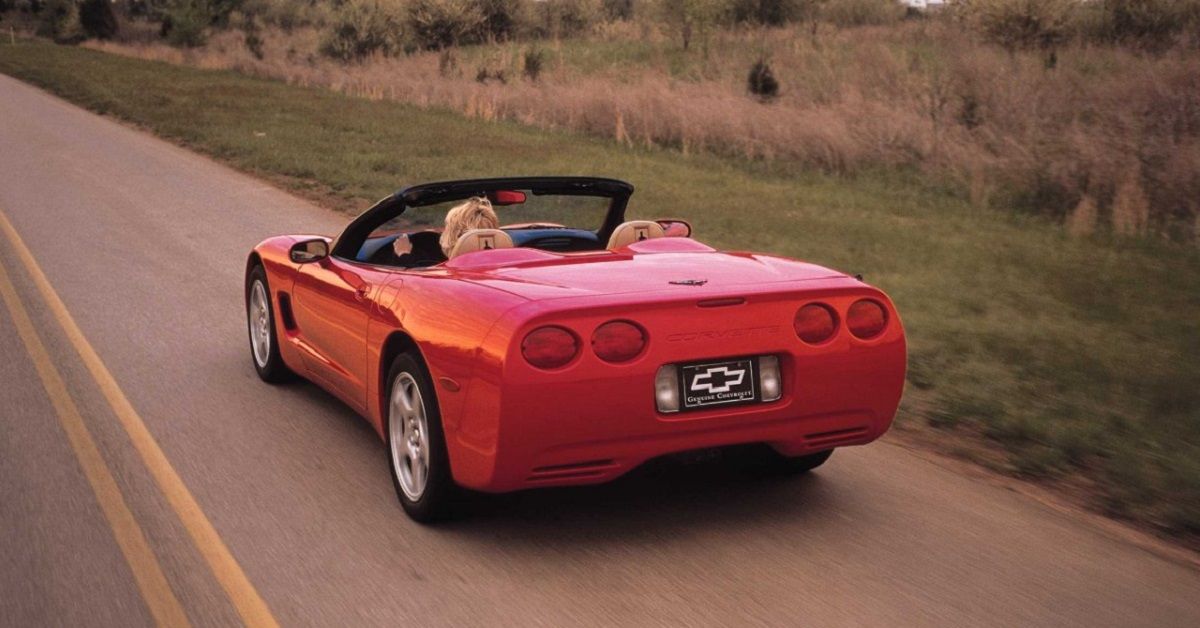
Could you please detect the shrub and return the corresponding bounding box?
[241,14,264,59]
[159,0,223,48]
[659,0,721,49]
[475,0,526,41]
[602,0,634,20]
[821,0,904,27]
[747,58,779,100]
[241,0,333,31]
[34,0,117,41]
[320,0,405,60]
[1090,0,1200,51]
[728,0,821,26]
[407,0,485,49]
[522,46,545,81]
[959,0,1075,52]
[37,0,85,43]
[78,0,118,39]
[475,64,507,83]
[531,0,600,39]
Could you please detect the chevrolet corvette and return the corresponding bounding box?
[245,177,906,521]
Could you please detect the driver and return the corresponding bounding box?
[390,196,500,265]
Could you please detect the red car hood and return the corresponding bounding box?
[444,238,847,301]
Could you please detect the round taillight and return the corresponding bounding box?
[847,299,888,339]
[794,303,838,344]
[522,326,579,369]
[592,320,647,363]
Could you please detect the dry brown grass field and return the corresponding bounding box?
[66,5,1200,243]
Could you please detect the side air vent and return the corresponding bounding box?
[276,292,297,331]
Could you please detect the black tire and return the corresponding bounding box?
[729,445,833,477]
[245,265,294,383]
[385,353,458,523]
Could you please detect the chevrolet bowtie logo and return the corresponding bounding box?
[691,366,746,394]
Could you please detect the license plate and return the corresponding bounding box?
[679,357,760,410]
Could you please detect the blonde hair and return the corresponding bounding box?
[440,196,499,256]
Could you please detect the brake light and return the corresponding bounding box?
[847,299,888,339]
[592,320,647,363]
[521,326,579,369]
[794,303,838,344]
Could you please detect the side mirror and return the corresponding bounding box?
[289,238,330,264]
[656,219,693,238]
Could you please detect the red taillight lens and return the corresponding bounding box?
[794,303,838,344]
[521,326,579,369]
[592,320,647,363]
[847,299,888,339]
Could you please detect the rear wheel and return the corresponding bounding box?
[245,265,293,383]
[730,445,833,477]
[386,353,457,522]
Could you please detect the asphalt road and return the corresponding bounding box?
[1,73,1198,628]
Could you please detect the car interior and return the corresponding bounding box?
[352,188,688,270]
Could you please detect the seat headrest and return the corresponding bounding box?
[449,229,514,259]
[607,220,666,250]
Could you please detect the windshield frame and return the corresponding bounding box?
[330,177,634,261]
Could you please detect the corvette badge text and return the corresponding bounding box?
[667,325,780,343]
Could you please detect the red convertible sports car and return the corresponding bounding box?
[245,177,906,521]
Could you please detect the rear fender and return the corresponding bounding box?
[368,277,527,470]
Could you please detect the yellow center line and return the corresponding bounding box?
[0,248,190,627]
[0,209,279,628]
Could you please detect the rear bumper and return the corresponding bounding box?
[442,284,906,492]
[460,362,901,492]
[515,409,883,489]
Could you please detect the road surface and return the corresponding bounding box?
[0,73,1197,627]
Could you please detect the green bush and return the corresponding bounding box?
[36,0,85,43]
[242,0,332,31]
[207,0,243,26]
[78,0,118,39]
[728,0,819,26]
[821,0,904,27]
[320,0,405,60]
[161,0,213,47]
[476,0,527,41]
[34,0,118,41]
[531,0,600,38]
[747,58,779,100]
[658,0,722,49]
[602,0,634,20]
[241,13,264,58]
[407,0,484,49]
[522,46,544,81]
[1089,0,1200,50]
[958,0,1075,51]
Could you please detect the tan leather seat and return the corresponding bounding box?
[607,220,665,250]
[449,229,514,259]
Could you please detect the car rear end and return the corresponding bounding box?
[449,275,906,492]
